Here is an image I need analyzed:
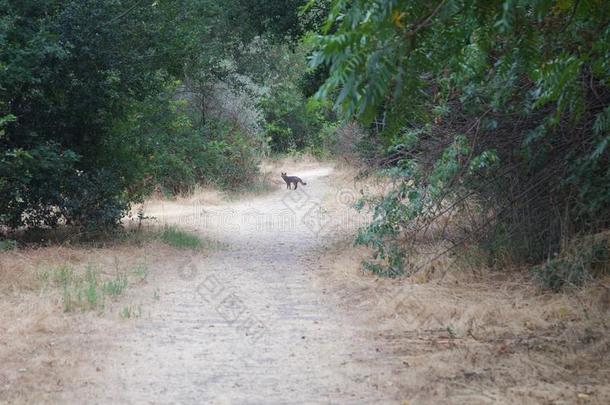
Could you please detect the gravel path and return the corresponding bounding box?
[68,165,403,404]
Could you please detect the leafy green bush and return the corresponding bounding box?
[61,170,130,232]
[261,79,333,154]
[1,144,77,228]
[257,43,338,155]
[197,120,263,190]
[0,144,129,233]
[311,0,610,279]
[0,1,287,233]
[0,1,196,232]
[108,79,264,196]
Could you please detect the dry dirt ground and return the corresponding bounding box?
[1,160,609,404]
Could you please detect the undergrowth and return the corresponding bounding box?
[159,225,204,250]
[533,233,610,291]
[37,264,140,313]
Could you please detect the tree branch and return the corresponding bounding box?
[104,0,147,26]
[408,0,448,36]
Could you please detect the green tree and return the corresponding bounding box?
[0,0,307,231]
[309,0,610,279]
[0,0,202,230]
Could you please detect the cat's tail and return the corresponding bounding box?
[300,180,307,186]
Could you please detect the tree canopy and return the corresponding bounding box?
[309,0,610,278]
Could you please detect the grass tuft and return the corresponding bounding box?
[45,264,131,313]
[120,304,142,319]
[131,264,148,281]
[0,239,17,251]
[159,225,203,250]
[102,272,129,297]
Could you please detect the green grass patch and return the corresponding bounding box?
[0,239,17,251]
[44,264,132,313]
[33,261,153,316]
[131,264,148,281]
[102,271,129,297]
[120,304,142,319]
[224,176,276,200]
[159,225,204,250]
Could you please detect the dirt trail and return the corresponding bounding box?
[3,162,609,404]
[59,164,405,404]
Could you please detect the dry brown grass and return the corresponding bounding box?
[0,239,205,403]
[167,185,227,206]
[313,235,610,404]
[3,160,608,403]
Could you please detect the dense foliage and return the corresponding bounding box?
[0,0,313,232]
[4,0,605,289]
[309,0,610,283]
[257,44,337,155]
[1,0,187,230]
